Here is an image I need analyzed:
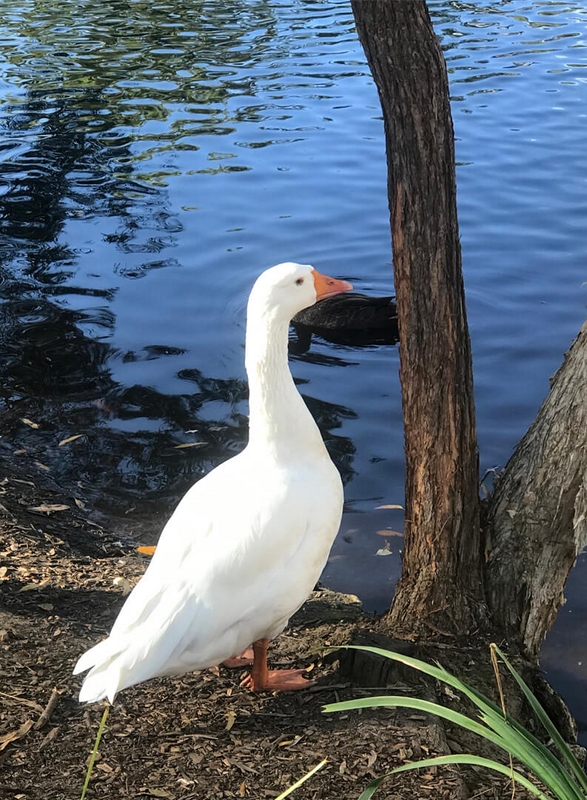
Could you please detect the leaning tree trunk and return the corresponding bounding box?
[486,321,587,658]
[350,0,484,637]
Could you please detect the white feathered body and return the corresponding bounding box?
[76,446,342,703]
[75,262,346,704]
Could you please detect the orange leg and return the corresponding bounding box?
[222,648,255,668]
[240,639,314,692]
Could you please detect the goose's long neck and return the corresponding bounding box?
[245,308,325,460]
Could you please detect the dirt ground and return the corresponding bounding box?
[0,464,555,800]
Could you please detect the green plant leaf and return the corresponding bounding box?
[326,646,587,800]
[492,644,587,794]
[357,775,386,800]
[387,754,552,800]
[326,693,582,800]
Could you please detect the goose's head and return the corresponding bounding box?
[249,262,353,322]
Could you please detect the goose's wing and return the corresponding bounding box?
[74,456,245,700]
[75,454,336,703]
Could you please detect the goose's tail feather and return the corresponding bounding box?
[74,638,127,704]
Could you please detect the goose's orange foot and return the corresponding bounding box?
[222,648,255,668]
[240,668,315,692]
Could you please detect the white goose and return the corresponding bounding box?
[74,262,352,703]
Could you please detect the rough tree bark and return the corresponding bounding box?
[350,0,484,637]
[486,321,587,658]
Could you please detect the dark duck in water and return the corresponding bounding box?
[291,292,398,352]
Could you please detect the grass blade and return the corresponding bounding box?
[326,693,583,800]
[325,695,507,745]
[357,775,387,799]
[80,703,109,800]
[328,646,586,800]
[274,758,327,800]
[388,754,553,800]
[493,644,587,794]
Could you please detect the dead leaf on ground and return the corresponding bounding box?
[19,578,51,592]
[225,710,236,731]
[58,434,84,446]
[34,462,50,471]
[375,547,393,557]
[39,726,60,749]
[0,691,43,711]
[0,720,34,751]
[21,418,39,429]
[375,503,404,510]
[375,529,404,537]
[27,504,70,514]
[137,545,157,556]
[113,577,132,595]
[174,442,206,449]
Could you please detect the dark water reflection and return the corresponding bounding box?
[0,0,586,740]
[0,0,358,526]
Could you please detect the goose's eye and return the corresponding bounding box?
[295,278,304,286]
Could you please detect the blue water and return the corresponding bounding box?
[0,0,585,738]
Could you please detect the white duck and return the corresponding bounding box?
[74,262,352,703]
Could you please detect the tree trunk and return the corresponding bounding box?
[350,0,484,637]
[486,321,587,658]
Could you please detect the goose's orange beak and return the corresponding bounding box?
[312,269,353,301]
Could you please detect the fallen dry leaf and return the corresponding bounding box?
[0,691,43,711]
[174,442,206,449]
[21,418,39,429]
[137,546,157,556]
[376,503,404,510]
[34,462,50,471]
[375,529,404,537]
[375,548,393,557]
[19,578,51,592]
[225,710,236,731]
[0,719,34,751]
[27,504,70,514]
[113,577,132,595]
[58,434,84,446]
[39,726,60,750]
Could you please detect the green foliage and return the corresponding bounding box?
[80,703,110,800]
[322,644,587,800]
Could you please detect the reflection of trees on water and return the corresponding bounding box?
[1,322,357,527]
[0,0,358,532]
